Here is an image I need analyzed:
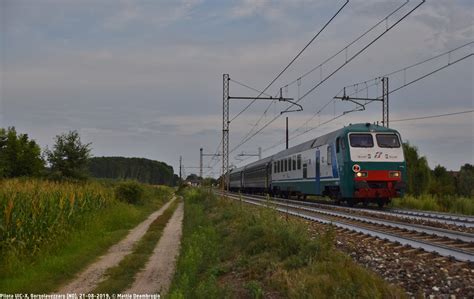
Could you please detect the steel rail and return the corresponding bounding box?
[229,193,474,243]
[218,192,474,262]
[236,192,474,228]
[389,209,474,224]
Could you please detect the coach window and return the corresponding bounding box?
[284,159,287,172]
[336,138,340,153]
[327,146,332,165]
[297,154,301,169]
[292,156,296,170]
[303,163,307,178]
[288,158,292,171]
[278,160,281,173]
[274,162,277,173]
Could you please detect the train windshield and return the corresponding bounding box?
[376,134,400,148]
[349,134,374,148]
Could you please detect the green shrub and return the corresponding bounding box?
[391,194,474,215]
[115,181,144,204]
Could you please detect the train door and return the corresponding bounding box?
[315,149,321,195]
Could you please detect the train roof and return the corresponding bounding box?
[229,165,245,174]
[245,155,273,169]
[273,123,398,159]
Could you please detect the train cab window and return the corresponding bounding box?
[349,134,374,148]
[327,146,332,165]
[297,155,301,169]
[376,134,401,148]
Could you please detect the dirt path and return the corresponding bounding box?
[57,197,176,294]
[125,202,184,295]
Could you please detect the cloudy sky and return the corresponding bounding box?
[1,0,473,176]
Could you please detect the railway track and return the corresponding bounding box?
[246,193,473,228]
[388,208,474,226]
[217,191,474,263]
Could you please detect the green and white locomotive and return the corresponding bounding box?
[229,123,406,207]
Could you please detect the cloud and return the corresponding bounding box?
[103,0,203,30]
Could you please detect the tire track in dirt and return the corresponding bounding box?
[56,196,176,294]
[125,202,184,295]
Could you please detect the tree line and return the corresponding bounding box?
[0,127,177,186]
[403,143,473,197]
[89,156,179,185]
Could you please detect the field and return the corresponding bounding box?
[168,187,404,298]
[0,178,172,292]
[390,194,474,215]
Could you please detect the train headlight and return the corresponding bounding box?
[389,171,400,178]
[355,171,368,178]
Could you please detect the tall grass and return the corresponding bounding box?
[0,179,115,258]
[391,194,474,215]
[169,188,403,298]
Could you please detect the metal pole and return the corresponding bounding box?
[179,156,182,180]
[286,117,289,149]
[222,74,230,195]
[386,77,389,128]
[382,77,389,128]
[199,148,203,178]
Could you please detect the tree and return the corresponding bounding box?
[202,177,218,186]
[46,130,91,180]
[429,165,456,196]
[457,164,474,197]
[185,173,201,182]
[403,142,431,195]
[0,127,44,177]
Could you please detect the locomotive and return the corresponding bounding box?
[229,123,406,207]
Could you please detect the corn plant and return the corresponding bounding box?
[0,179,116,258]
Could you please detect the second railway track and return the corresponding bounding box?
[217,191,474,263]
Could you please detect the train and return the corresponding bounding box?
[229,123,406,207]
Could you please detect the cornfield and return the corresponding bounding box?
[0,179,116,257]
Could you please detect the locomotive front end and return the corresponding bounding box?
[346,127,406,206]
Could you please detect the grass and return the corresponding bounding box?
[93,199,180,293]
[168,187,404,298]
[391,194,474,216]
[0,178,172,293]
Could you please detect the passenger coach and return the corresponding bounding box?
[229,123,406,207]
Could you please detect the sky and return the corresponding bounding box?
[1,0,473,176]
